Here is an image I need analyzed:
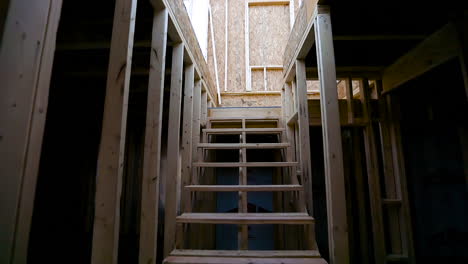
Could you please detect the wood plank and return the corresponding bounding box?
[160,0,218,104]
[248,0,290,6]
[283,0,319,81]
[295,60,314,215]
[0,0,62,262]
[191,81,202,190]
[345,77,354,124]
[314,6,350,264]
[383,23,460,93]
[91,0,137,263]
[180,64,195,215]
[203,128,285,134]
[170,249,321,258]
[164,256,327,264]
[164,42,185,258]
[185,184,303,192]
[193,162,299,167]
[239,119,248,250]
[200,91,208,128]
[197,143,290,149]
[139,7,168,264]
[176,213,315,224]
[361,80,386,263]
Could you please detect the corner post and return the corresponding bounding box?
[314,6,350,264]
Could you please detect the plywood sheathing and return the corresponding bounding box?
[208,0,225,92]
[249,5,289,66]
[221,94,282,107]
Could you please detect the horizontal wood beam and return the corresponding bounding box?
[248,0,290,6]
[382,23,460,93]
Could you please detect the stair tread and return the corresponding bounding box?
[192,162,298,167]
[185,184,302,192]
[197,143,289,149]
[176,213,314,224]
[164,256,327,264]
[170,249,322,258]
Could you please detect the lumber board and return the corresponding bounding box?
[164,256,327,264]
[383,23,460,93]
[139,7,168,264]
[197,143,290,149]
[185,185,303,192]
[0,0,62,262]
[203,128,285,134]
[164,43,185,258]
[314,7,350,264]
[295,60,314,215]
[160,0,218,105]
[193,162,299,167]
[91,0,137,263]
[283,0,318,81]
[180,64,195,215]
[176,213,314,224]
[248,0,291,6]
[170,249,321,258]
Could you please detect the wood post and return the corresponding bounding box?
[295,59,313,215]
[139,6,168,264]
[360,79,386,263]
[164,42,185,258]
[314,6,350,264]
[90,0,137,263]
[0,0,62,262]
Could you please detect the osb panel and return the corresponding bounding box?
[222,95,282,107]
[210,0,225,91]
[251,69,265,91]
[306,80,320,91]
[227,0,246,92]
[267,69,284,91]
[249,5,290,66]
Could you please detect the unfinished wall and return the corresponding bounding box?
[207,0,294,106]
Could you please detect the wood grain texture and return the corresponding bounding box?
[314,7,350,264]
[139,7,169,264]
[164,43,185,258]
[0,0,62,262]
[91,0,137,263]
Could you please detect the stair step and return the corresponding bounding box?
[169,250,322,258]
[164,250,326,264]
[192,162,298,167]
[203,128,285,134]
[164,256,327,264]
[197,143,289,149]
[176,213,314,224]
[185,184,303,192]
[382,199,402,206]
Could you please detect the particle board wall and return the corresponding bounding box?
[207,0,292,105]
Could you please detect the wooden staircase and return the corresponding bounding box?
[164,117,326,264]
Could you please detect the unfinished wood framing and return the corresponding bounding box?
[314,6,350,264]
[161,0,218,105]
[139,6,169,264]
[164,42,185,258]
[0,0,62,262]
[382,23,460,93]
[91,0,137,263]
[295,60,313,214]
[181,64,195,214]
[360,78,386,263]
